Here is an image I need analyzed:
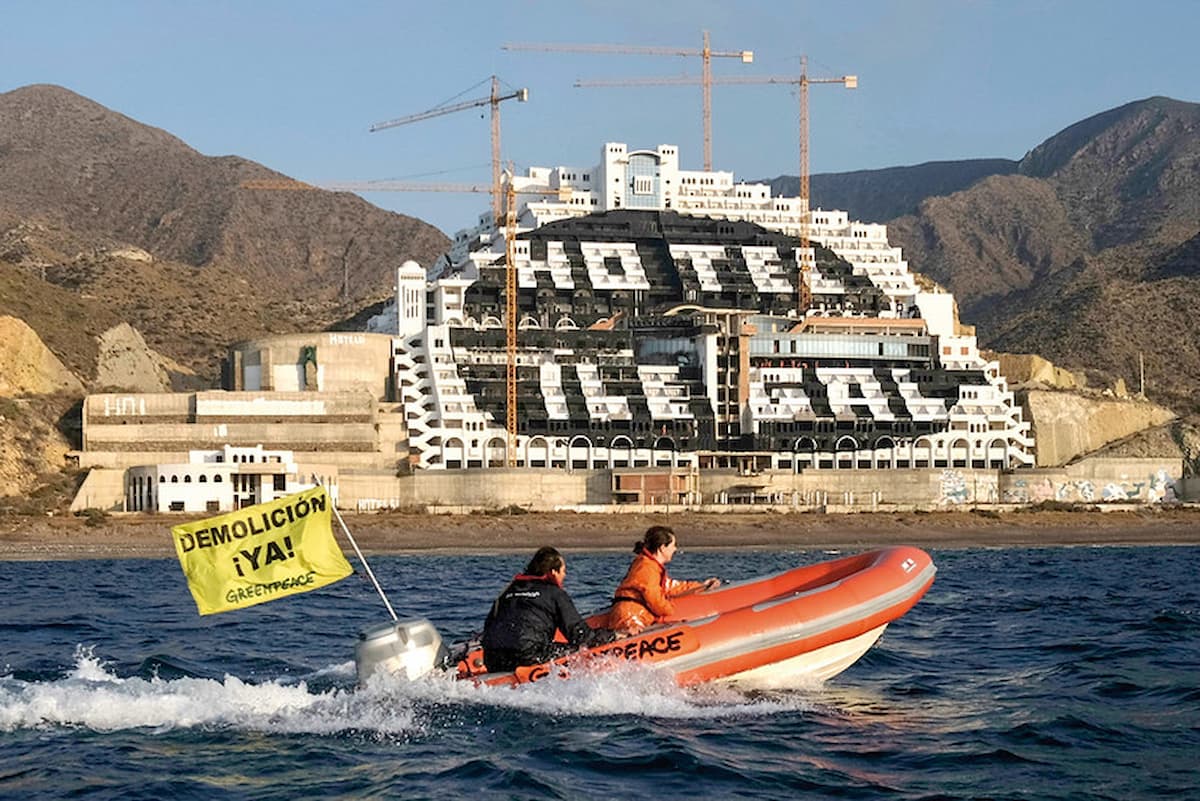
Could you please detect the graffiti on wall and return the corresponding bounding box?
[1002,470,1177,504]
[939,470,968,505]
[938,470,999,505]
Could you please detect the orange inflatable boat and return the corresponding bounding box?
[355,546,936,688]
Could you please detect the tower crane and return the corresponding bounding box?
[577,57,856,314]
[369,76,528,221]
[503,31,752,171]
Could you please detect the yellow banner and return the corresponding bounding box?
[171,486,353,615]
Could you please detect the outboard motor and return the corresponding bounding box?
[355,618,447,683]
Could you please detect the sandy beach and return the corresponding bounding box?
[1,506,1199,561]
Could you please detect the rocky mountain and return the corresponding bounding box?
[773,158,1018,224]
[780,96,1200,410]
[888,97,1200,410]
[0,84,450,383]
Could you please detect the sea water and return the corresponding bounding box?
[1,546,1197,800]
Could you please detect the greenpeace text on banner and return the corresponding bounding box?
[171,486,352,615]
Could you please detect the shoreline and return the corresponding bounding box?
[1,507,1199,561]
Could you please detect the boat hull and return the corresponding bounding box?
[717,623,887,686]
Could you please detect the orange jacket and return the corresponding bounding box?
[606,553,704,633]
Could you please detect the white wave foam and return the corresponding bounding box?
[1,648,816,735]
[365,659,818,720]
[0,647,415,736]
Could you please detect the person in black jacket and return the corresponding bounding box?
[481,546,616,672]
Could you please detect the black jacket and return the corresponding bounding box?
[481,575,614,671]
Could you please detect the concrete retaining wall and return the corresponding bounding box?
[999,458,1184,504]
[696,469,952,506]
[80,390,406,473]
[70,468,127,512]
[84,421,381,448]
[341,469,608,511]
[338,456,1184,512]
[78,459,1188,515]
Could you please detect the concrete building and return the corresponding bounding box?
[126,444,333,513]
[74,332,408,513]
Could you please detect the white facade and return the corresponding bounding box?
[370,141,1034,472]
[125,445,331,513]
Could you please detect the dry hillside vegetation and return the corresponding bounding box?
[0,394,82,510]
[0,84,449,382]
[883,97,1200,410]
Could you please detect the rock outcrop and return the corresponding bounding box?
[993,352,1091,392]
[94,323,175,392]
[1023,389,1177,467]
[0,315,83,396]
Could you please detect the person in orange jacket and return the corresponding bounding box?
[607,525,720,635]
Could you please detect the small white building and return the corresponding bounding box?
[125,444,335,513]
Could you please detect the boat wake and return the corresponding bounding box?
[0,646,818,736]
[0,646,410,736]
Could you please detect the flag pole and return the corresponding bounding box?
[330,502,398,622]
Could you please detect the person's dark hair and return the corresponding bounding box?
[634,525,676,555]
[525,546,564,575]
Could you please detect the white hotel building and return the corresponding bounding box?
[368,142,1034,474]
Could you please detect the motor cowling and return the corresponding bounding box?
[356,618,447,683]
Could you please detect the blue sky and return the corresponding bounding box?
[5,0,1198,235]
